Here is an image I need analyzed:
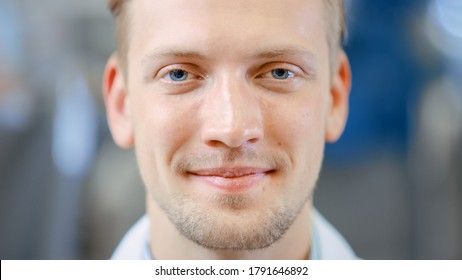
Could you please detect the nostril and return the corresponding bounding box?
[248,138,259,144]
[207,140,223,147]
[205,135,260,148]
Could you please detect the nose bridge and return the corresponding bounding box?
[201,71,263,147]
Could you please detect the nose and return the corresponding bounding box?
[200,75,264,148]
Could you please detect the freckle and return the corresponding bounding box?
[278,142,282,146]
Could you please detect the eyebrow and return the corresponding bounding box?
[253,47,317,62]
[253,47,319,76]
[141,49,209,67]
[141,46,318,74]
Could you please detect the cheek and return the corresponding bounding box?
[265,86,329,198]
[129,89,199,185]
[270,92,328,160]
[279,96,327,193]
[294,103,326,175]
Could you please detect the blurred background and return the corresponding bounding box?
[0,0,460,259]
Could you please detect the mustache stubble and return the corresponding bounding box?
[172,147,291,175]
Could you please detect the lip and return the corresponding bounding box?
[188,167,273,192]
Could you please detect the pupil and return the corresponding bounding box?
[170,70,187,81]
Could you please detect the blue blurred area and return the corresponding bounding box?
[0,2,24,68]
[318,0,462,260]
[326,0,430,163]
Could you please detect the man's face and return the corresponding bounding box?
[105,0,350,250]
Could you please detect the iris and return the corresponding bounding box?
[169,69,188,81]
[271,69,294,79]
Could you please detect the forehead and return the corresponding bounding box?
[127,0,328,64]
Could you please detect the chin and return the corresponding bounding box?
[157,190,305,250]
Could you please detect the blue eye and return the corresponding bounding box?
[271,68,295,79]
[169,69,189,81]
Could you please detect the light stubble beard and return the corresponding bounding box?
[151,148,313,250]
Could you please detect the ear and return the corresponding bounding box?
[325,50,352,143]
[102,54,134,148]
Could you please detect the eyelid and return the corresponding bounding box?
[257,63,308,79]
[155,64,204,82]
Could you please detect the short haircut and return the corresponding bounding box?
[108,0,346,71]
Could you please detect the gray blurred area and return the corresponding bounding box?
[0,0,461,259]
[0,0,144,259]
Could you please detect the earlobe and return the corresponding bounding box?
[102,54,134,148]
[325,50,352,143]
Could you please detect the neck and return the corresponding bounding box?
[147,198,313,260]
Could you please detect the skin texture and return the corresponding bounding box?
[103,0,351,259]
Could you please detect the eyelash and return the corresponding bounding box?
[160,66,203,83]
[160,68,297,82]
[259,68,296,80]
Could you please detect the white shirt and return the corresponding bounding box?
[111,210,358,260]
